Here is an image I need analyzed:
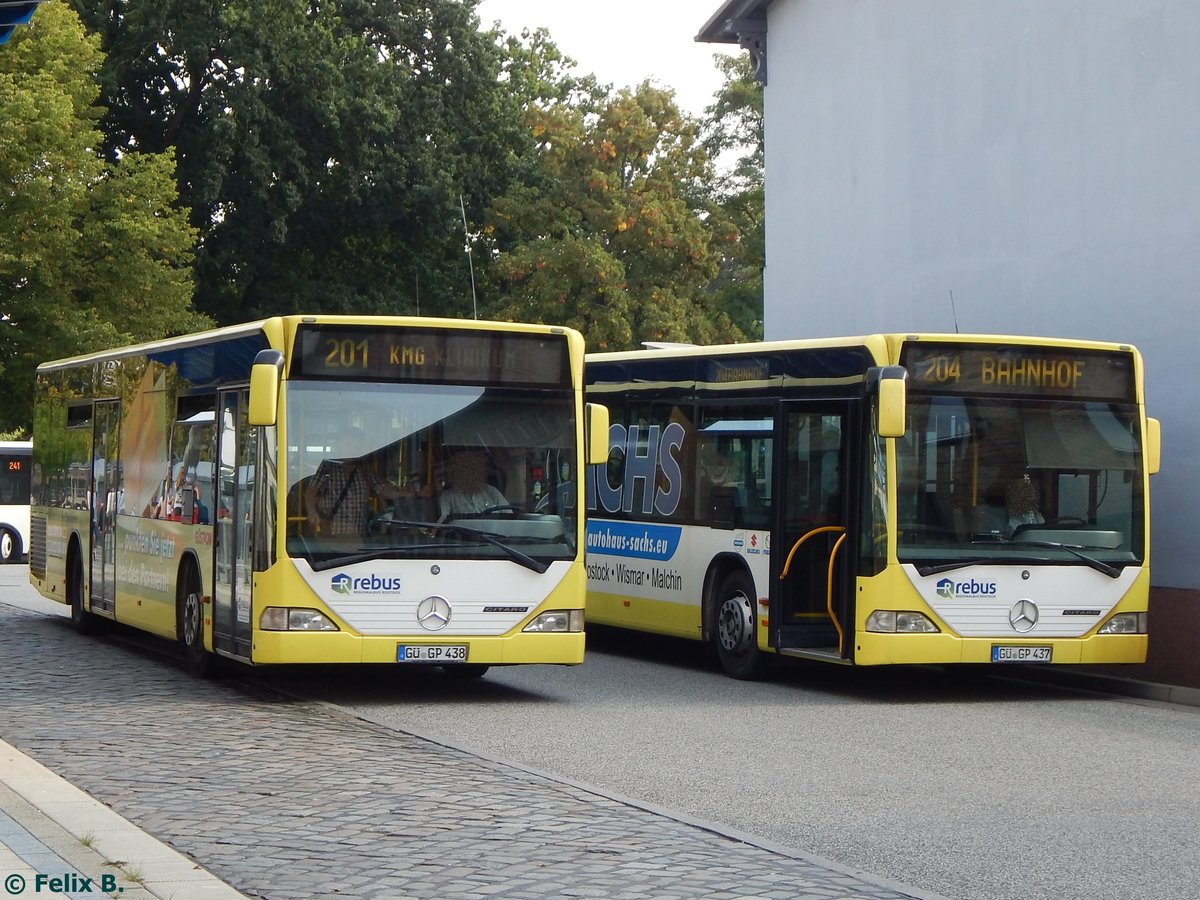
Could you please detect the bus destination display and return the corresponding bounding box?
[294,325,570,387]
[901,344,1135,400]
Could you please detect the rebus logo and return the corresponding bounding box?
[330,573,402,595]
[935,577,998,599]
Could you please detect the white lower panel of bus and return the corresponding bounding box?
[903,564,1142,638]
[295,558,571,636]
[585,520,773,629]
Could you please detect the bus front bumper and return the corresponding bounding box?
[249,629,586,665]
[852,631,1148,666]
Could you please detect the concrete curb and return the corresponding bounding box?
[0,741,244,900]
[1006,666,1200,708]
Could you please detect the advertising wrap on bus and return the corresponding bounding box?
[585,521,683,560]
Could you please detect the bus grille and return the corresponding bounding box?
[29,515,46,578]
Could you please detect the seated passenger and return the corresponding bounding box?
[192,484,210,525]
[305,430,405,536]
[439,449,508,520]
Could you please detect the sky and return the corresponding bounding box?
[474,0,738,117]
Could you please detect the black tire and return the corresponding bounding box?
[442,664,490,679]
[67,550,103,635]
[713,570,767,680]
[0,528,18,563]
[177,565,213,677]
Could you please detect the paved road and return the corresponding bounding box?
[0,567,926,900]
[265,627,1200,900]
[6,563,1198,899]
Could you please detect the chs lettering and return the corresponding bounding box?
[588,422,685,516]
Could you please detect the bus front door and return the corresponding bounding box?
[773,402,856,658]
[89,400,119,617]
[212,391,255,660]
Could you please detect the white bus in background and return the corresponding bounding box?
[0,440,32,563]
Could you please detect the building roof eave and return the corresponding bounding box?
[696,0,771,84]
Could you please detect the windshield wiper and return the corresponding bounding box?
[915,542,1122,579]
[310,519,549,574]
[1008,539,1122,578]
[916,556,1049,577]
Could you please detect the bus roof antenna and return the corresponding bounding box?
[949,289,960,334]
[460,195,478,319]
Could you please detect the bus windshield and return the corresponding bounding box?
[895,396,1144,569]
[284,380,578,569]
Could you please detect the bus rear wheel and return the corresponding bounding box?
[177,567,213,677]
[714,570,767,680]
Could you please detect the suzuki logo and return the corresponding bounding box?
[1009,599,1039,633]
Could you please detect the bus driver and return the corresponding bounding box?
[439,449,507,520]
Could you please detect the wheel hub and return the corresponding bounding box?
[718,594,753,653]
[183,592,201,645]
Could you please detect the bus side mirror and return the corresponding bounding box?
[248,350,284,426]
[585,403,610,465]
[876,366,907,439]
[1146,417,1161,476]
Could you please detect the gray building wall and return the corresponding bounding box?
[758,0,1199,589]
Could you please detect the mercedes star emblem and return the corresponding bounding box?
[417,595,452,631]
[1009,598,1039,633]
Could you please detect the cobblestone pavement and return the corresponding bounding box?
[0,599,930,900]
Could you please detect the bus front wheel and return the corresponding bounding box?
[713,570,767,680]
[0,528,18,563]
[177,567,213,677]
[67,550,102,635]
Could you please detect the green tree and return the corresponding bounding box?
[71,0,531,322]
[0,1,202,432]
[484,72,744,351]
[701,53,764,340]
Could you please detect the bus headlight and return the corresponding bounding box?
[260,607,340,632]
[866,610,940,633]
[1098,612,1148,635]
[522,609,584,633]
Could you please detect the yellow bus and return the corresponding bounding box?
[584,334,1160,678]
[31,316,606,676]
